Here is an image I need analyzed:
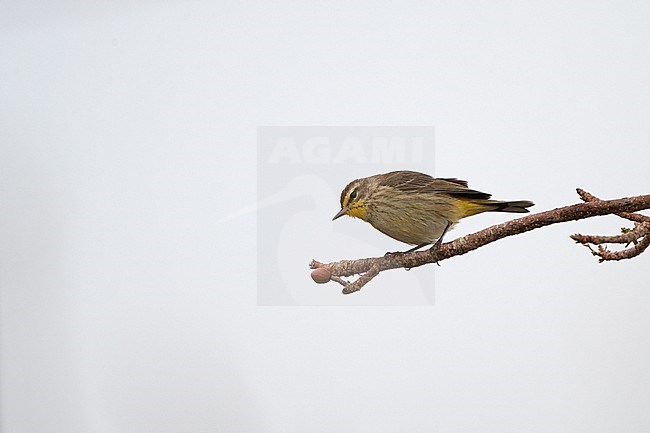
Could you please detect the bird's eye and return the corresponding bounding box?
[349,189,357,201]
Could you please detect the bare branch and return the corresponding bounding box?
[570,190,650,262]
[571,222,649,245]
[590,235,650,262]
[577,188,650,223]
[310,190,650,294]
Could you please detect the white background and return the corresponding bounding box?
[1,1,649,432]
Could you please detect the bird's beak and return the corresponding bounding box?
[332,206,349,221]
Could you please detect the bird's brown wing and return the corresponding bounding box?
[379,170,492,200]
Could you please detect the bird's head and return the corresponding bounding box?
[333,178,372,221]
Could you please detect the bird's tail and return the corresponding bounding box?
[458,199,534,217]
[490,200,535,213]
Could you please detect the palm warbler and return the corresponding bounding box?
[333,170,534,252]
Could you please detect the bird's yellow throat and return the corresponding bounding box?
[347,201,367,220]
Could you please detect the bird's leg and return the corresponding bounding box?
[384,221,453,258]
[384,242,431,257]
[427,221,453,266]
[405,242,432,253]
[432,220,453,249]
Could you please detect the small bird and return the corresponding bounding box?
[333,170,534,252]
